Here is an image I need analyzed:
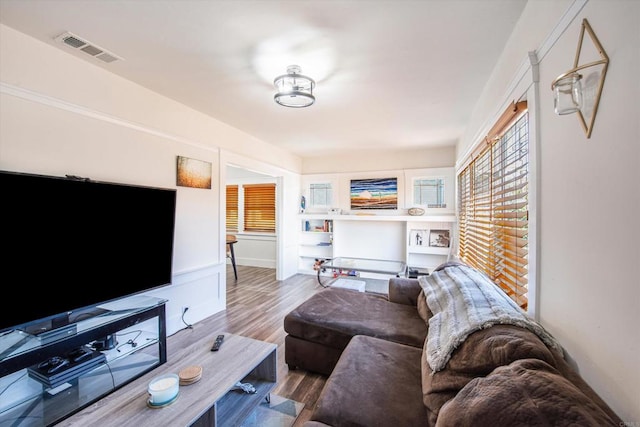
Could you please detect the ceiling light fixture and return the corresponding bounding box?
[273,65,315,108]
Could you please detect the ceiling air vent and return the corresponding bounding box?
[54,31,123,64]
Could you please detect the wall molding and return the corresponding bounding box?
[172,262,225,285]
[0,81,218,153]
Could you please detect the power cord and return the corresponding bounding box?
[116,339,138,353]
[116,330,142,352]
[182,307,193,330]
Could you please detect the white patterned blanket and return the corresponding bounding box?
[418,264,562,373]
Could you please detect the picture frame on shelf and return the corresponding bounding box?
[429,229,450,248]
[409,229,428,246]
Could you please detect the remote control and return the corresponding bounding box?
[211,334,224,351]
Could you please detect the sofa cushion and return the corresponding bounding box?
[388,276,423,306]
[309,335,429,427]
[435,358,621,426]
[421,324,558,425]
[416,289,432,323]
[284,288,427,351]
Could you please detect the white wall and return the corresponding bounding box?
[302,167,456,215]
[299,167,456,273]
[0,24,303,335]
[302,145,455,174]
[457,0,640,422]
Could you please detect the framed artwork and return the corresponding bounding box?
[409,229,428,246]
[350,177,398,210]
[429,229,450,248]
[176,155,212,189]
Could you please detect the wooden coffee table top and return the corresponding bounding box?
[60,333,276,426]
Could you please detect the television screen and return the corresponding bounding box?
[0,170,177,333]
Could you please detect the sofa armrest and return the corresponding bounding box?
[388,277,422,306]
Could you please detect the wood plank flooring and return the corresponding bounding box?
[166,265,327,426]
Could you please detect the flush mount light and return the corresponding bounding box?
[273,65,315,108]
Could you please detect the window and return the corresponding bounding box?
[243,183,276,232]
[457,101,529,309]
[226,185,239,232]
[309,183,332,207]
[413,178,445,207]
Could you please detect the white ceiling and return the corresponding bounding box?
[0,0,528,158]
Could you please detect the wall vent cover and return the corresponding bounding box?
[54,31,123,64]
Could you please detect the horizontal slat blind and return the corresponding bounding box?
[457,103,529,309]
[458,168,471,263]
[226,185,239,232]
[492,114,529,308]
[243,183,276,232]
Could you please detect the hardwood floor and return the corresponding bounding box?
[166,265,327,426]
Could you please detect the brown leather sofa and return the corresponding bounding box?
[284,266,622,426]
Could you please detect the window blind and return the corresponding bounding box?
[243,183,276,232]
[226,185,239,232]
[458,101,529,309]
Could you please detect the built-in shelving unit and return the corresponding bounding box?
[297,214,456,277]
[0,296,167,427]
[406,218,456,275]
[299,218,334,274]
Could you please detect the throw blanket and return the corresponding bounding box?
[418,264,562,373]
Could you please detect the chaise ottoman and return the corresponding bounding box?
[284,283,428,376]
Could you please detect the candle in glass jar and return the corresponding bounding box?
[148,373,179,405]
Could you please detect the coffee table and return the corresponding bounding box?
[60,333,276,427]
[317,256,406,288]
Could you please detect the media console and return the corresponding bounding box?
[0,296,167,427]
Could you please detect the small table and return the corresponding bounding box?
[317,257,406,288]
[226,235,238,280]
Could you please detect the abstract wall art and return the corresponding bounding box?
[176,155,212,189]
[350,177,398,210]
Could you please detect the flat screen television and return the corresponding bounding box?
[0,170,177,334]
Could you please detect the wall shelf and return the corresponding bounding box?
[299,214,456,222]
[297,214,456,276]
[298,217,334,274]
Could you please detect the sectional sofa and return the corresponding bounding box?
[284,262,621,426]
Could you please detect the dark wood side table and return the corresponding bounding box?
[226,235,238,280]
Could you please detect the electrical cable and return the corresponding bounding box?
[115,330,142,352]
[104,360,116,389]
[182,307,193,330]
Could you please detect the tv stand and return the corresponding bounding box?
[0,296,167,427]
